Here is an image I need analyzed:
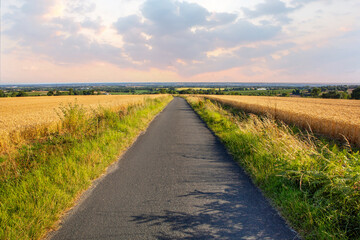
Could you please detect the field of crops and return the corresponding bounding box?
[0,95,162,154]
[0,95,161,133]
[204,95,360,145]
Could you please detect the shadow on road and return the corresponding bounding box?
[131,184,300,240]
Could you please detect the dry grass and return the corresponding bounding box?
[204,95,360,146]
[0,95,162,155]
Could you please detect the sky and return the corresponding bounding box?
[1,0,360,84]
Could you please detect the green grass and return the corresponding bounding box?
[0,96,172,240]
[187,97,360,240]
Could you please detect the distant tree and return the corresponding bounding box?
[16,91,27,97]
[340,91,349,99]
[0,90,5,97]
[292,89,301,95]
[47,90,54,96]
[352,87,360,99]
[311,87,321,97]
[68,88,74,95]
[281,92,290,97]
[322,91,341,99]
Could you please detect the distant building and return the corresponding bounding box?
[257,88,267,91]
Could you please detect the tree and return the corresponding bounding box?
[322,91,341,99]
[292,89,301,95]
[0,90,5,97]
[68,88,74,95]
[341,91,349,99]
[16,91,27,97]
[311,87,321,97]
[352,87,360,99]
[47,90,54,96]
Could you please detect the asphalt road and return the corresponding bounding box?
[50,97,299,240]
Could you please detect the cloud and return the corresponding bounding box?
[206,20,281,46]
[235,43,295,59]
[206,12,238,27]
[177,42,295,76]
[114,15,145,33]
[3,0,124,65]
[113,0,282,72]
[270,30,360,76]
[67,1,96,14]
[242,0,300,23]
[141,0,210,34]
[3,0,285,76]
[81,17,105,32]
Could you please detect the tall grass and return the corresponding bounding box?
[0,96,172,240]
[187,96,360,239]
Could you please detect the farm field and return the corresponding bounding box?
[0,95,163,155]
[0,95,160,134]
[204,95,360,145]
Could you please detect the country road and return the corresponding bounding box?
[49,97,299,240]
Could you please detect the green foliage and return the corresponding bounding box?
[188,97,360,240]
[14,91,28,97]
[321,90,349,99]
[311,87,321,97]
[352,87,360,99]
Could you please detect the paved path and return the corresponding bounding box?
[50,97,299,240]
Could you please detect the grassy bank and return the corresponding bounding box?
[187,96,360,240]
[0,96,172,240]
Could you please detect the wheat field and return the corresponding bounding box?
[0,95,162,154]
[0,95,161,133]
[204,95,360,146]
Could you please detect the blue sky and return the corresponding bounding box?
[1,0,360,84]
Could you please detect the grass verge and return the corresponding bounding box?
[186,96,360,240]
[0,96,172,240]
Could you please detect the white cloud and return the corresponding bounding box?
[113,0,282,73]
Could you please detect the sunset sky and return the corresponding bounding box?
[1,0,360,84]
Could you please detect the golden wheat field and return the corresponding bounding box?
[0,95,161,133]
[0,95,163,154]
[204,95,360,145]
